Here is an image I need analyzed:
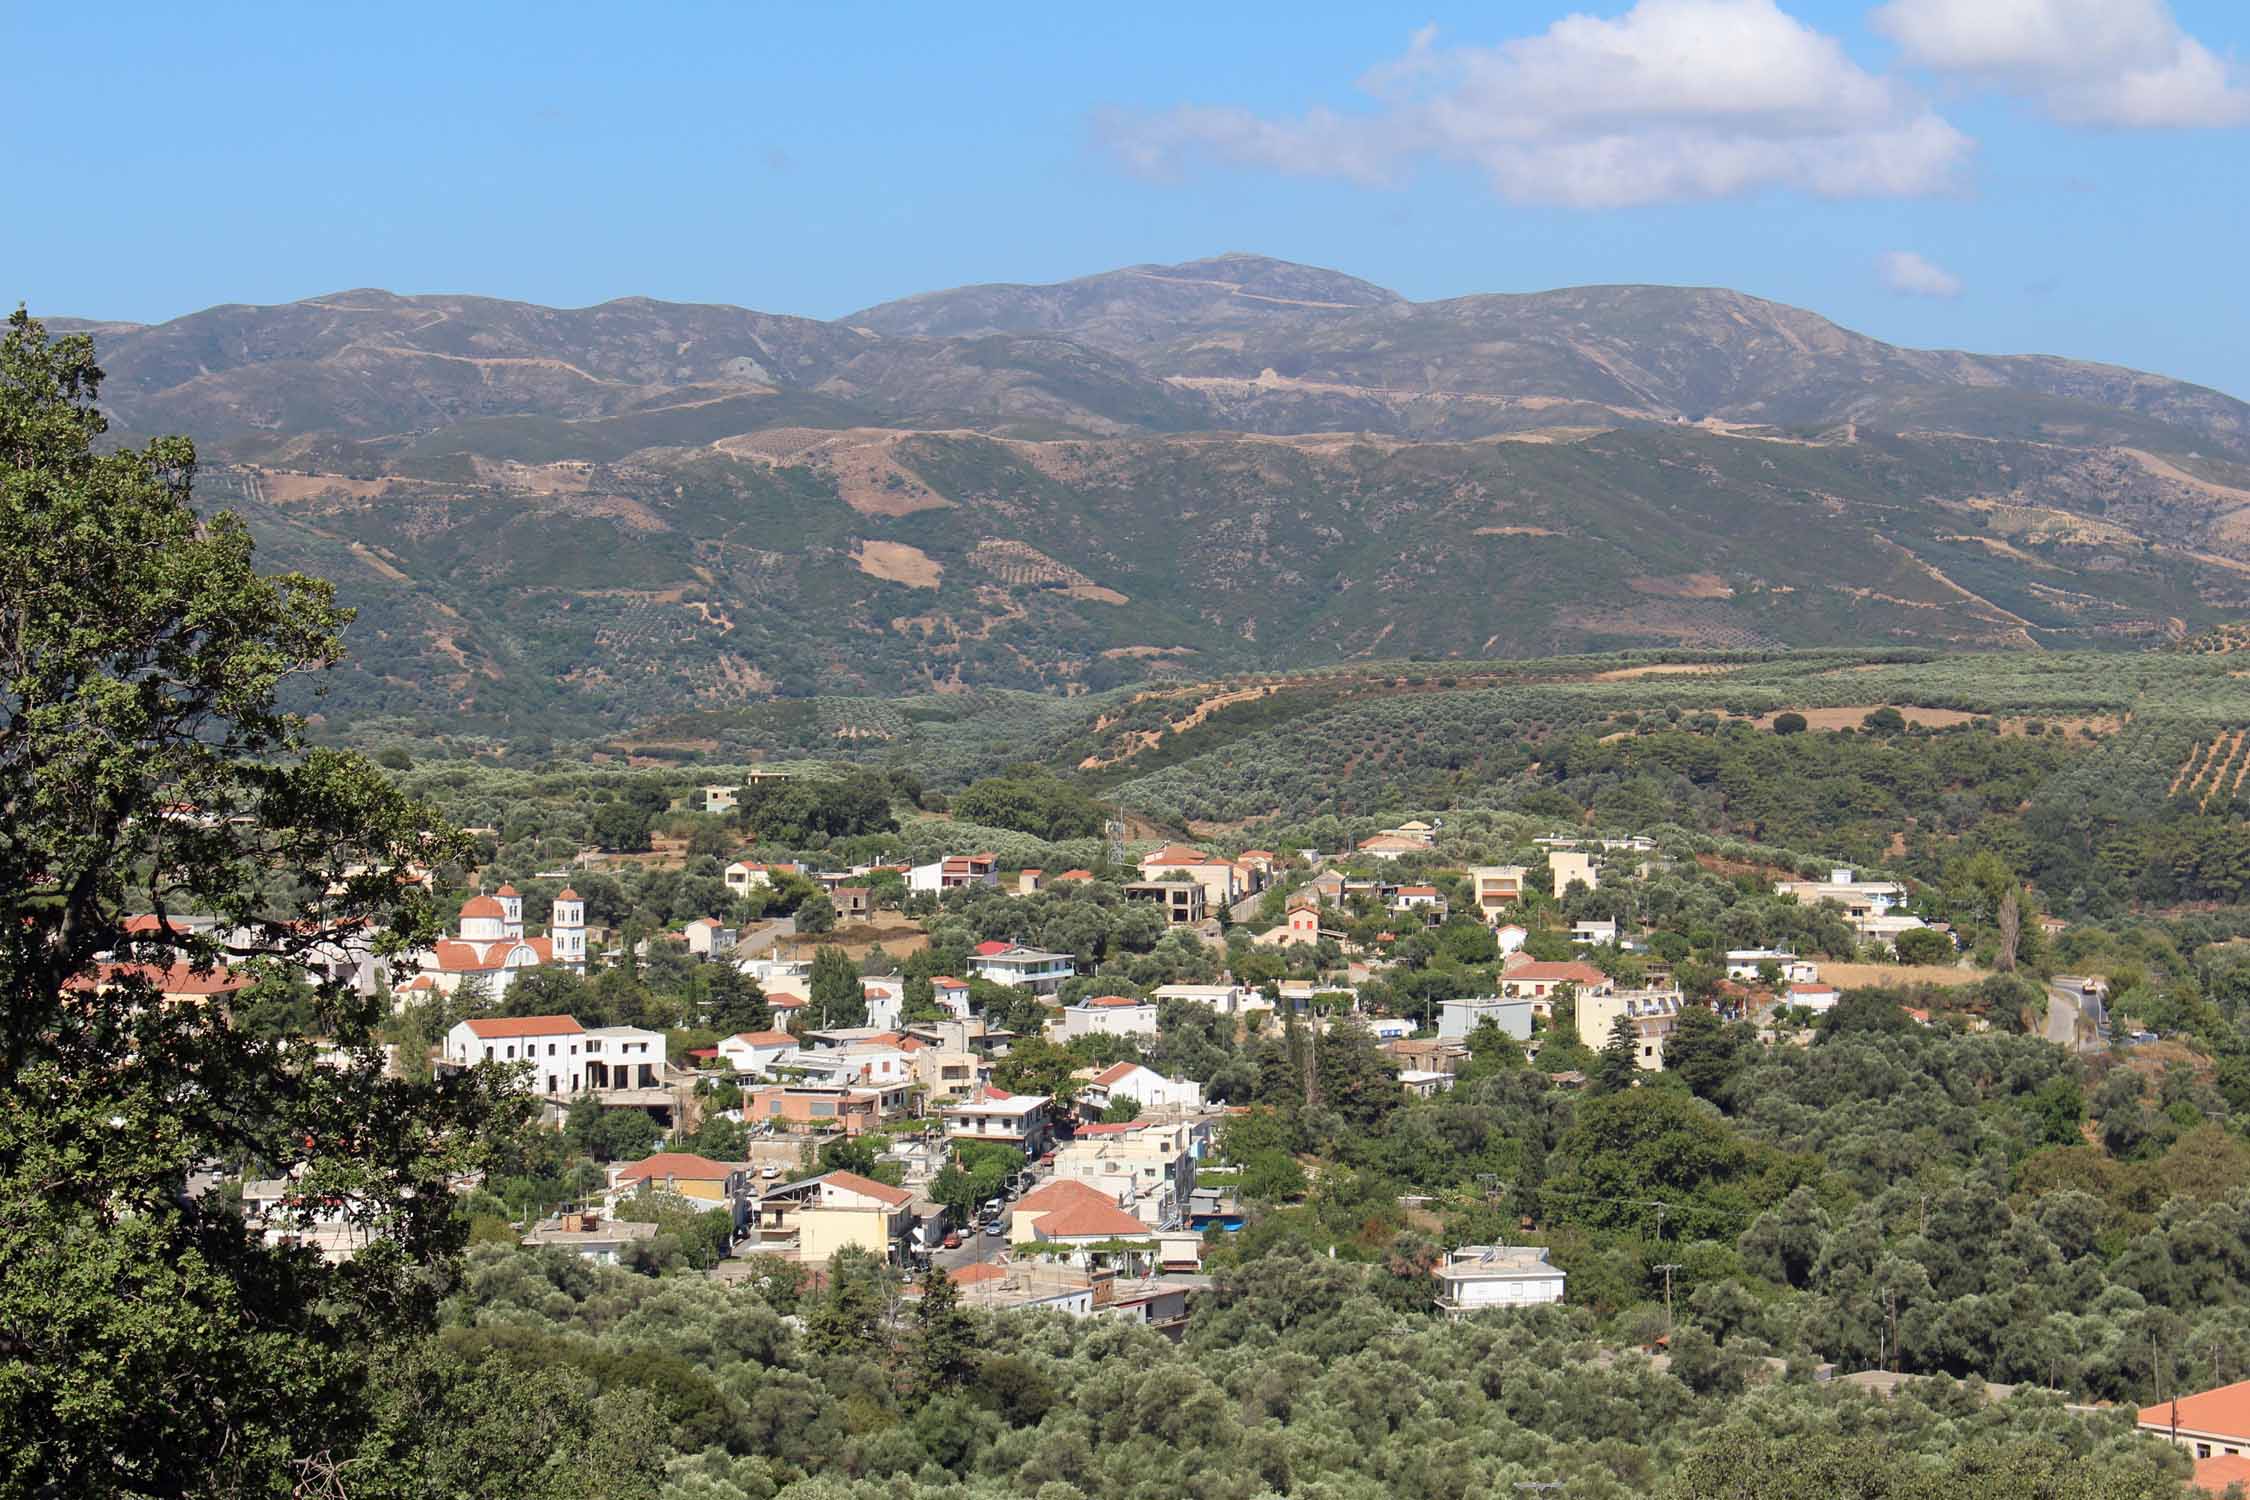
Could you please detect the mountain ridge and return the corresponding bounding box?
[32,254,2250,741]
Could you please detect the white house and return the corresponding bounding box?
[724,860,774,896]
[1150,982,1257,1015]
[1570,918,1619,946]
[1053,1119,1200,1228]
[1076,1061,1204,1115]
[1725,949,1820,984]
[907,853,999,893]
[1391,885,1449,920]
[716,1029,796,1075]
[1774,867,1905,917]
[444,1015,587,1097]
[1050,995,1160,1041]
[940,1088,1054,1152]
[1369,1017,1415,1041]
[1784,982,1840,1013]
[859,977,905,1031]
[580,1025,667,1091]
[930,976,972,1019]
[1433,1245,1567,1316]
[1436,996,1535,1041]
[1495,923,1529,956]
[968,943,1075,995]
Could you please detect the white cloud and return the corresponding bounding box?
[1877,249,1963,296]
[1103,0,1972,207]
[1873,0,2250,127]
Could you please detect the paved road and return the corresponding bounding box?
[2044,988,2079,1047]
[917,1166,1055,1273]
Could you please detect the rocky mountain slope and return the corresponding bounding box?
[50,255,2250,742]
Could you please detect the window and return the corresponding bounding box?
[484,1045,494,1061]
[547,1043,556,1056]
[810,1102,836,1118]
[586,1040,601,1054]
[504,1045,515,1060]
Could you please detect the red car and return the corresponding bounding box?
[1037,1150,1056,1167]
[941,1232,962,1249]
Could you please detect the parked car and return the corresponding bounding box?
[759,1163,781,1179]
[1037,1150,1056,1166]
[942,1231,961,1249]
[984,1221,1006,1236]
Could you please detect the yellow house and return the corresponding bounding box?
[613,1151,751,1206]
[758,1169,917,1264]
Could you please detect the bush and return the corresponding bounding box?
[1772,712,1807,735]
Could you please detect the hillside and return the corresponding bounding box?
[50,254,2250,740]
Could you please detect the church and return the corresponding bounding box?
[416,884,587,1004]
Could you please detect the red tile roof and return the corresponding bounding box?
[616,1152,740,1184]
[1141,845,1214,866]
[974,940,1013,957]
[1507,962,1608,985]
[729,1030,794,1046]
[72,962,249,997]
[931,976,966,987]
[1057,869,1094,880]
[1082,994,1146,1008]
[951,1261,1008,1284]
[2142,1382,2250,1441]
[463,1015,583,1039]
[494,883,520,897]
[1090,1061,1141,1086]
[556,887,581,901]
[2195,1455,2250,1495]
[822,1170,913,1207]
[1034,1200,1152,1239]
[1013,1179,1118,1215]
[459,895,505,919]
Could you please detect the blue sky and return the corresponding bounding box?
[13,1,2248,396]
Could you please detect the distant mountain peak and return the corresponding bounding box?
[844,252,1401,344]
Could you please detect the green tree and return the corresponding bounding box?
[1772,711,1808,735]
[0,311,519,1492]
[701,966,770,1034]
[590,1109,662,1163]
[1592,1012,1642,1094]
[804,1246,894,1358]
[1664,1004,1744,1103]
[795,893,838,936]
[807,944,865,1027]
[1895,928,1956,966]
[911,1263,976,1394]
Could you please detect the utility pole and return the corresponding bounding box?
[1655,1263,1683,1341]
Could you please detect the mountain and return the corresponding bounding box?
[50,256,2250,743]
